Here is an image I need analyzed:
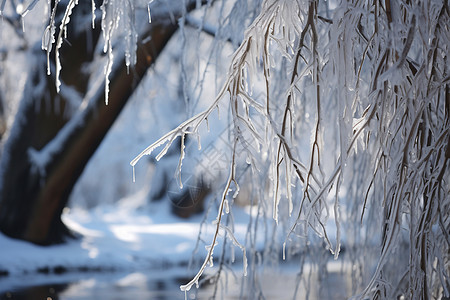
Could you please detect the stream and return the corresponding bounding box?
[0,262,352,299]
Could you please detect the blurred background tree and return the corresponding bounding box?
[0,0,189,244]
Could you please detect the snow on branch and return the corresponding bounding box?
[133,0,449,298]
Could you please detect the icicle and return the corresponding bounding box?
[230,243,235,262]
[100,0,114,105]
[91,0,96,28]
[286,162,293,216]
[224,199,229,214]
[104,40,113,105]
[197,134,201,150]
[232,182,240,198]
[123,0,138,71]
[176,135,186,189]
[333,190,342,260]
[242,249,248,276]
[42,23,56,75]
[55,0,79,93]
[273,188,280,224]
[42,0,59,76]
[147,0,154,23]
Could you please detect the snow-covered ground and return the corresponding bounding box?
[0,192,258,295]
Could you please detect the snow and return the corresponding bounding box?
[0,192,255,293]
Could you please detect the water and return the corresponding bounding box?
[0,269,191,300]
[0,263,352,299]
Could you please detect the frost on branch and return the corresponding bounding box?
[133,0,449,298]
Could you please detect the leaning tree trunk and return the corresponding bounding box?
[0,10,179,245]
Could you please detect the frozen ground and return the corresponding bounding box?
[0,192,255,294]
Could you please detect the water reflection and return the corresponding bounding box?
[1,283,67,300]
[0,264,351,299]
[0,271,193,300]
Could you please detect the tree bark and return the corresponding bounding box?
[0,12,178,244]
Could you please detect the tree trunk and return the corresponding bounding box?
[0,13,178,245]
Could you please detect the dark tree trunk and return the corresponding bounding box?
[0,6,179,245]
